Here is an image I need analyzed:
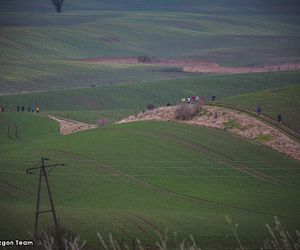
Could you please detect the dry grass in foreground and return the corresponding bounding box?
[31,217,300,250]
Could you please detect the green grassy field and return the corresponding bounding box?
[1,71,300,125]
[1,4,300,93]
[1,112,300,248]
[219,85,300,134]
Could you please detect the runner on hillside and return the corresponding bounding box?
[212,95,216,102]
[201,96,205,106]
[277,114,282,123]
[17,106,20,112]
[28,106,31,112]
[256,105,262,115]
[21,106,25,112]
[36,105,40,113]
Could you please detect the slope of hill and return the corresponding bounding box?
[1,71,300,125]
[118,105,300,160]
[219,85,300,134]
[1,4,300,93]
[0,112,300,248]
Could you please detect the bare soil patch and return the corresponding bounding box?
[45,114,97,135]
[118,105,300,161]
[79,57,300,74]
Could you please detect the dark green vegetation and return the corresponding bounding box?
[1,1,300,248]
[1,71,300,124]
[1,112,300,248]
[2,0,299,14]
[220,85,300,134]
[1,0,300,93]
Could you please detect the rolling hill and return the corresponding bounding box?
[1,71,300,126]
[1,1,300,94]
[1,112,300,248]
[219,85,300,134]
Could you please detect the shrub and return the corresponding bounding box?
[96,118,110,127]
[147,104,156,110]
[137,55,160,63]
[32,221,86,250]
[175,104,198,120]
[255,134,273,143]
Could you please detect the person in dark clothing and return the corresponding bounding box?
[277,114,282,123]
[17,106,20,112]
[28,106,31,112]
[256,105,262,115]
[21,106,25,112]
[166,102,170,106]
[212,95,216,102]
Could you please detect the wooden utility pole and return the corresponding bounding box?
[26,158,64,239]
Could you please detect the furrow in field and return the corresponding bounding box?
[39,149,300,220]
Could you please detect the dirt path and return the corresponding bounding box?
[118,106,300,161]
[45,114,97,135]
[80,57,300,74]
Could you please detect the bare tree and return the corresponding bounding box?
[52,0,64,13]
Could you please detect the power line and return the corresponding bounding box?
[26,158,64,247]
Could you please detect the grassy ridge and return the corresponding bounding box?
[1,71,300,124]
[219,85,300,134]
[1,10,300,93]
[0,113,300,248]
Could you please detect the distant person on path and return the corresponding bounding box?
[187,97,191,104]
[167,102,170,106]
[28,106,31,112]
[17,106,20,112]
[195,96,200,103]
[277,114,282,123]
[201,96,205,106]
[212,95,216,102]
[21,106,25,112]
[182,97,186,103]
[191,96,195,103]
[36,105,40,113]
[256,105,262,115]
[31,106,35,113]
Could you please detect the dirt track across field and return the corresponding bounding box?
[118,105,300,161]
[45,114,97,135]
[80,57,300,74]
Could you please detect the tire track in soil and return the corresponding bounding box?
[111,128,289,187]
[7,123,15,142]
[131,214,164,234]
[0,179,33,196]
[6,123,22,142]
[120,213,149,235]
[13,122,21,140]
[39,149,300,220]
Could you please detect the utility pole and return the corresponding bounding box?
[26,158,64,241]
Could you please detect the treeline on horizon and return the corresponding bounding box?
[1,0,299,14]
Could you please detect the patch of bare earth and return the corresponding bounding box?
[118,106,300,161]
[45,115,97,135]
[79,57,300,74]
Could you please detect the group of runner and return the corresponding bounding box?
[17,105,40,113]
[182,95,217,105]
[256,105,282,123]
[180,96,283,123]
